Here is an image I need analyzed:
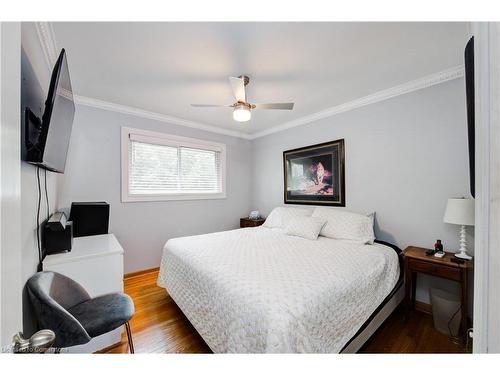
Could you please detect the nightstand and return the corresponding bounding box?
[240,217,265,228]
[403,246,473,341]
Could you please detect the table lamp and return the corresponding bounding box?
[443,198,475,260]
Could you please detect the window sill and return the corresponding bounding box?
[121,193,227,203]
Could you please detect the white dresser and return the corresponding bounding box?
[43,233,124,353]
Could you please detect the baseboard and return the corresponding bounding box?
[124,267,160,279]
[415,301,433,315]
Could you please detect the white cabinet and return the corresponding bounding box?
[43,233,124,353]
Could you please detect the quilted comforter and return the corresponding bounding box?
[157,227,399,353]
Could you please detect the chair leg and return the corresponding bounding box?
[125,322,134,354]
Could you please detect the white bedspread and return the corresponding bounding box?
[157,227,399,353]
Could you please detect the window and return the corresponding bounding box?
[122,127,226,202]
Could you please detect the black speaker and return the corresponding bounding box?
[43,221,73,255]
[69,202,109,238]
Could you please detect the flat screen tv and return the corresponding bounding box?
[24,48,75,173]
[465,37,475,197]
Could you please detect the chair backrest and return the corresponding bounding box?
[26,271,92,348]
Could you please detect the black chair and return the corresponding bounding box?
[27,271,135,353]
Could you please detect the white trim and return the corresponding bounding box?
[34,22,58,71]
[129,132,224,153]
[121,127,227,203]
[75,67,463,141]
[34,22,251,140]
[250,65,464,139]
[36,22,464,141]
[0,22,23,347]
[487,22,500,354]
[472,23,489,353]
[472,22,500,354]
[0,21,2,346]
[121,192,227,203]
[74,68,464,141]
[76,95,252,140]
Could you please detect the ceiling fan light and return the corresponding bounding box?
[233,104,251,122]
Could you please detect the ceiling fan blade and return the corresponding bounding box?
[191,104,233,107]
[253,103,294,110]
[229,77,246,103]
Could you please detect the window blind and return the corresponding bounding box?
[129,140,222,195]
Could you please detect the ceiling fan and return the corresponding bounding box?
[191,75,294,122]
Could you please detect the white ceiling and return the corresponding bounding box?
[51,22,469,135]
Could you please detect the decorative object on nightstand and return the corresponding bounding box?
[248,210,262,220]
[403,246,473,341]
[443,198,475,260]
[434,239,445,258]
[240,217,266,228]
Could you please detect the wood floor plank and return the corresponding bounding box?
[100,270,467,354]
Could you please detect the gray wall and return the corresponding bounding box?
[58,105,253,273]
[252,78,472,304]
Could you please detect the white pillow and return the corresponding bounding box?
[312,207,375,244]
[263,207,312,229]
[284,216,327,240]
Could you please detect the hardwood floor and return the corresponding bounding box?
[101,269,467,354]
[102,269,210,353]
[360,308,468,353]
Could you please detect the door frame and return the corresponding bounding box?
[0,21,22,348]
[472,21,500,353]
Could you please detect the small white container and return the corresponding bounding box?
[430,288,461,337]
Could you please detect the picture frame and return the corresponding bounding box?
[283,139,345,206]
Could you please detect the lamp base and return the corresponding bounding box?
[454,225,472,260]
[454,252,472,260]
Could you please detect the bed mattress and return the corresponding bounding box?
[157,227,400,353]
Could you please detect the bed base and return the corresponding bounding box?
[340,284,405,353]
[340,239,405,353]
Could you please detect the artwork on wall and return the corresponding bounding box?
[283,139,345,206]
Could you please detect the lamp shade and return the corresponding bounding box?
[443,198,475,226]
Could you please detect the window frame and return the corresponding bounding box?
[121,127,227,202]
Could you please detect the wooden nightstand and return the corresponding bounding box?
[240,217,265,228]
[403,246,473,340]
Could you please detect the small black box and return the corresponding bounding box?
[43,221,73,255]
[69,202,109,238]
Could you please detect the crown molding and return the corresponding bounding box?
[36,22,463,141]
[74,95,252,140]
[76,65,463,142]
[249,65,464,139]
[35,22,58,72]
[35,22,251,140]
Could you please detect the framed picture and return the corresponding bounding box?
[283,139,345,206]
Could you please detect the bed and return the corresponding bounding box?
[157,225,403,353]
